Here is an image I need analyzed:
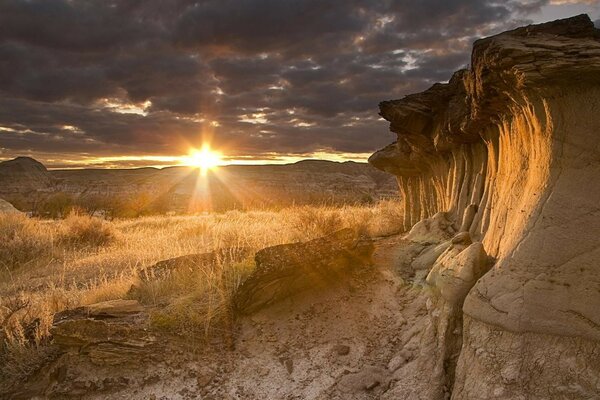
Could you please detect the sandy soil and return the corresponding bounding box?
[78,234,433,400]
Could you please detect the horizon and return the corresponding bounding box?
[0,154,372,170]
[0,1,599,168]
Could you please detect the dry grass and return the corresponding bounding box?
[57,211,118,248]
[0,214,54,271]
[144,257,255,347]
[0,200,403,382]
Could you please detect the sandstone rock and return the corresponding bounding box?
[404,212,454,243]
[51,300,155,366]
[410,232,473,278]
[426,242,489,306]
[411,241,452,272]
[234,229,374,314]
[370,13,600,400]
[458,204,477,233]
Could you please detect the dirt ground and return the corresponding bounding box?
[58,234,434,400]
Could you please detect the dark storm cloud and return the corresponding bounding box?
[0,0,560,166]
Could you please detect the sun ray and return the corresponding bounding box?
[181,145,223,176]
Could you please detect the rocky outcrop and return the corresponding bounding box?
[234,229,374,314]
[51,300,155,366]
[370,15,600,399]
[0,198,20,213]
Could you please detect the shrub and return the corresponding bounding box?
[137,256,255,344]
[290,206,345,239]
[0,214,54,270]
[57,212,117,248]
[0,340,58,393]
[367,199,405,237]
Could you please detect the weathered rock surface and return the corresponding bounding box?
[234,228,374,314]
[51,300,155,366]
[370,14,600,400]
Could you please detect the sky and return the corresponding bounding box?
[0,0,598,169]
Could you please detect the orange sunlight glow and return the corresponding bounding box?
[182,145,224,174]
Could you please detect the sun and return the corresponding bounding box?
[183,145,223,172]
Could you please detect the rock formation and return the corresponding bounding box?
[51,300,155,366]
[234,229,374,314]
[370,14,600,399]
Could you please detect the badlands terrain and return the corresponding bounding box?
[1,14,600,400]
[0,157,398,215]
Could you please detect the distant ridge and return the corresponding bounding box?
[0,157,398,213]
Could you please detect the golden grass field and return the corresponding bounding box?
[0,201,403,382]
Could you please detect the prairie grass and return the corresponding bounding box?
[0,200,403,383]
[0,213,54,271]
[57,211,118,248]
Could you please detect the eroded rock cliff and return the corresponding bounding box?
[370,14,600,399]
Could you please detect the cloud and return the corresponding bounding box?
[0,0,579,167]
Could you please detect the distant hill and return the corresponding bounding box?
[0,157,55,194]
[0,157,398,215]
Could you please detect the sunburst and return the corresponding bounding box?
[183,145,223,174]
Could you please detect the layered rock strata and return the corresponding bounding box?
[370,15,600,399]
[234,228,374,314]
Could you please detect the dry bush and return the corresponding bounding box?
[78,274,135,305]
[364,199,405,237]
[57,212,117,248]
[137,257,255,344]
[290,206,345,238]
[0,339,58,393]
[0,293,59,389]
[0,214,54,271]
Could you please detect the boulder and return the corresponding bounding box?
[234,229,374,314]
[426,242,489,306]
[404,212,454,244]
